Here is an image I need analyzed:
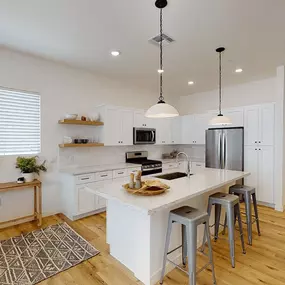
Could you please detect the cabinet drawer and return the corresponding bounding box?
[127,167,141,175]
[113,168,128,178]
[95,171,113,181]
[75,173,95,185]
[163,162,178,170]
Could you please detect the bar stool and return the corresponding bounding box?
[160,206,216,285]
[225,185,261,245]
[201,192,246,268]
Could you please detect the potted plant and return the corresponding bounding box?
[16,156,47,182]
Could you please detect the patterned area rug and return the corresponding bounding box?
[0,223,99,285]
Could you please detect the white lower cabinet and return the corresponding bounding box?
[77,184,96,214]
[244,146,274,204]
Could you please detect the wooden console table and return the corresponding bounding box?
[0,179,42,229]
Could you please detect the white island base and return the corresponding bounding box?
[89,169,249,285]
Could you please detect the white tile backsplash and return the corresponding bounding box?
[59,144,205,169]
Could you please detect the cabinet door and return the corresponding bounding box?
[244,146,259,191]
[156,118,171,145]
[105,107,121,146]
[77,185,95,214]
[258,146,274,203]
[134,110,146,127]
[259,104,274,146]
[194,113,211,144]
[121,109,134,145]
[170,117,181,144]
[181,115,195,144]
[223,108,244,127]
[244,106,259,146]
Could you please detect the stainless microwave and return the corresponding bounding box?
[133,128,156,145]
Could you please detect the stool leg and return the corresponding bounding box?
[214,204,222,241]
[252,192,261,236]
[182,224,187,266]
[201,202,212,252]
[222,213,227,235]
[235,203,246,254]
[227,205,235,268]
[187,223,197,285]
[205,220,216,285]
[244,192,253,245]
[160,216,173,284]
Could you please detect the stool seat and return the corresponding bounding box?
[209,192,239,206]
[229,184,255,195]
[171,206,208,224]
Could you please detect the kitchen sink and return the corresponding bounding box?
[155,172,193,180]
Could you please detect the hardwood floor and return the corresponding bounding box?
[1,205,285,285]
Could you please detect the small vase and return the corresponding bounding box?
[22,173,35,183]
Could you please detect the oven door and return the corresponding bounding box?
[142,167,162,176]
[133,128,156,145]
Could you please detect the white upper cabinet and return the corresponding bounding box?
[223,108,244,127]
[121,109,134,145]
[134,110,155,128]
[244,103,274,146]
[181,113,211,145]
[96,105,134,146]
[156,118,171,145]
[181,115,194,144]
[259,103,275,146]
[170,117,181,144]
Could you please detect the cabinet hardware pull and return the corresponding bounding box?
[81,177,89,180]
[118,172,124,174]
[101,174,108,177]
[259,148,261,150]
[255,141,257,143]
[259,141,261,143]
[255,148,257,150]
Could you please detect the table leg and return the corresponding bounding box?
[34,186,37,219]
[38,185,42,226]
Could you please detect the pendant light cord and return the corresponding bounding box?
[219,51,222,115]
[159,8,165,103]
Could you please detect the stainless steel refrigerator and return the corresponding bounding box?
[205,127,244,171]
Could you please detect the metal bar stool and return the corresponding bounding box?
[201,192,246,268]
[224,185,261,245]
[160,206,216,285]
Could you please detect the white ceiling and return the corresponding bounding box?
[1,0,285,98]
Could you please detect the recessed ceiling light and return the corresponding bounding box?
[157,69,164,73]
[235,68,243,73]
[188,81,194,85]
[111,51,121,57]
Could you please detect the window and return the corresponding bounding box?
[0,87,41,155]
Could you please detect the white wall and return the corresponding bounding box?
[179,77,276,115]
[0,47,178,222]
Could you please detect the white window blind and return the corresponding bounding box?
[0,88,41,155]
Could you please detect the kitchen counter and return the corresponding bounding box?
[88,168,249,215]
[59,163,139,175]
[86,168,250,285]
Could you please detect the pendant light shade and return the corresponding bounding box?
[145,1,179,119]
[145,102,179,118]
[209,47,231,126]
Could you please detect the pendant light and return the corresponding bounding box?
[209,47,231,126]
[145,0,179,118]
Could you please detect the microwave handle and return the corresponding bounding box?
[151,131,155,142]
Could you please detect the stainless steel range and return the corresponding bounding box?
[126,151,162,176]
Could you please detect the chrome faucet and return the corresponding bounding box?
[176,152,191,178]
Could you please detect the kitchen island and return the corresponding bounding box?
[86,168,250,285]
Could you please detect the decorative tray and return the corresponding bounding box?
[123,180,170,196]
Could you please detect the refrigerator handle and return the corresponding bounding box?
[219,132,223,169]
[223,132,227,169]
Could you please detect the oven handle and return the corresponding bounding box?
[142,167,162,172]
[151,131,155,142]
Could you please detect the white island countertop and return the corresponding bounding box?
[86,168,250,215]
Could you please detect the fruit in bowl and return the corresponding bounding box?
[64,114,78,120]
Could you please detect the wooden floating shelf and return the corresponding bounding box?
[58,119,104,126]
[59,143,104,148]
